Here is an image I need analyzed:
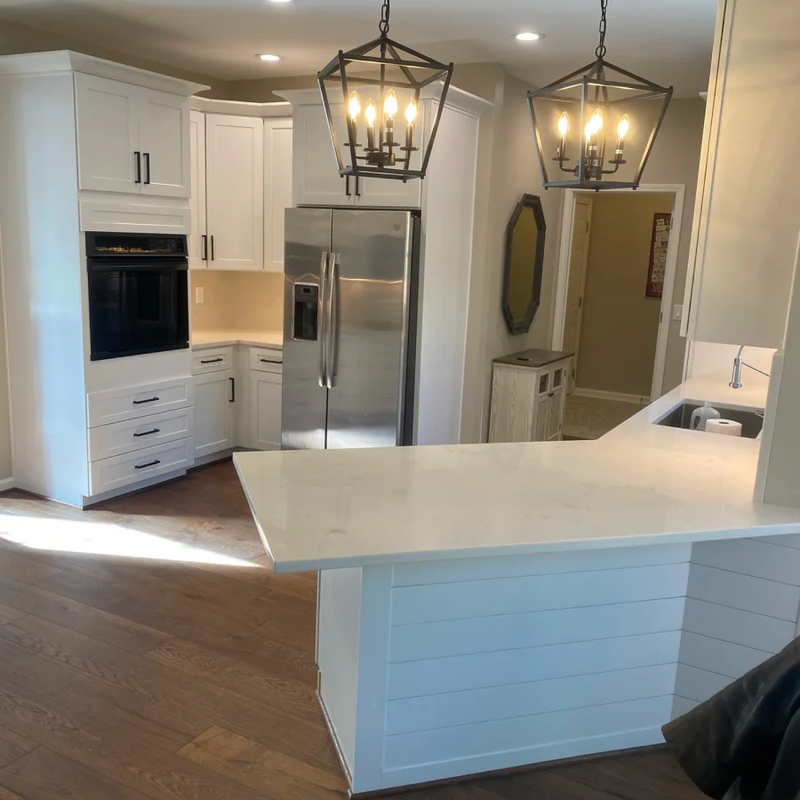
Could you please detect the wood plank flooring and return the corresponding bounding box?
[0,460,706,800]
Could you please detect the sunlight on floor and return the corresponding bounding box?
[0,514,258,567]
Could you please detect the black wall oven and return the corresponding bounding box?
[87,232,189,361]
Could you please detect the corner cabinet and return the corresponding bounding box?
[488,352,573,444]
[683,0,800,348]
[75,73,191,198]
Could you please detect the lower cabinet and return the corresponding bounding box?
[250,371,282,451]
[194,369,234,458]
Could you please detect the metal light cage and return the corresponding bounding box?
[527,57,673,190]
[317,35,454,182]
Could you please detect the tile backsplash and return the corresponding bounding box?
[190,271,284,333]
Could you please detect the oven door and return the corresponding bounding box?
[88,260,189,361]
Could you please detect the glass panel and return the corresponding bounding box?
[553,369,563,388]
[538,374,549,394]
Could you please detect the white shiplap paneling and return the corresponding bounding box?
[674,663,731,704]
[692,538,800,586]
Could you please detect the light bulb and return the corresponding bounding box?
[557,112,569,138]
[365,99,377,127]
[384,89,398,121]
[405,98,418,125]
[589,108,603,135]
[348,91,361,122]
[616,114,630,140]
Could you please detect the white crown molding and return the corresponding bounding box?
[0,51,209,97]
[190,96,292,117]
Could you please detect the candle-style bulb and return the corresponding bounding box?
[616,114,630,140]
[405,98,418,125]
[587,108,603,136]
[384,89,398,121]
[557,112,570,138]
[365,99,377,127]
[348,91,361,121]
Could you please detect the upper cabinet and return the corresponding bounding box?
[75,73,191,198]
[263,118,294,273]
[683,0,800,348]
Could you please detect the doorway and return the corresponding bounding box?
[553,185,685,438]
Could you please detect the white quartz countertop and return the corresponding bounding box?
[192,330,283,349]
[235,375,800,572]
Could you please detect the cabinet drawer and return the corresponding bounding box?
[87,377,193,428]
[88,439,194,496]
[192,347,233,375]
[88,407,194,462]
[250,348,283,373]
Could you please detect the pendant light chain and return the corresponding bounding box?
[379,0,391,36]
[595,0,608,59]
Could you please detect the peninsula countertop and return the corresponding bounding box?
[234,375,800,572]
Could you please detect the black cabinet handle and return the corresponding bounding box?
[143,152,151,185]
[345,175,351,197]
[133,428,160,438]
[260,358,277,364]
[200,358,224,364]
[230,377,235,403]
[135,460,161,470]
[210,235,215,261]
[355,176,361,197]
[201,234,208,261]
[133,397,160,405]
[134,151,142,184]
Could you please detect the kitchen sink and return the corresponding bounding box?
[655,401,764,439]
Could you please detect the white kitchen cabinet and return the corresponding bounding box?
[250,370,282,451]
[488,353,573,444]
[75,73,191,198]
[263,118,294,272]
[189,110,207,269]
[194,369,235,459]
[683,0,800,348]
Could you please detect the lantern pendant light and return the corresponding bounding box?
[317,0,454,182]
[527,0,673,190]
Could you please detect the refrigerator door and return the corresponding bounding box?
[326,209,414,450]
[282,208,332,451]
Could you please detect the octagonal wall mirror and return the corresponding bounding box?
[503,194,546,335]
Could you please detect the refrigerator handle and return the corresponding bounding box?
[318,251,330,388]
[326,253,339,389]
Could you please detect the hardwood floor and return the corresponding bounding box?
[0,460,705,800]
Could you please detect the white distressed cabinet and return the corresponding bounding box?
[75,73,190,198]
[488,350,573,443]
[683,0,800,348]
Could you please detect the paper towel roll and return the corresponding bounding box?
[706,418,743,437]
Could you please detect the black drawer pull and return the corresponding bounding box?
[133,397,160,405]
[260,359,277,364]
[133,428,160,438]
[201,358,224,364]
[135,460,161,470]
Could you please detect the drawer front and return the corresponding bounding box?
[87,377,193,428]
[88,439,194,496]
[192,347,233,375]
[88,407,195,462]
[250,347,283,373]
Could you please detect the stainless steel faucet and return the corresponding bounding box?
[730,345,771,389]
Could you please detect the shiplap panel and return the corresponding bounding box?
[391,544,691,587]
[679,632,771,680]
[389,598,685,662]
[672,696,699,720]
[384,695,673,770]
[674,664,732,704]
[682,598,795,654]
[760,534,800,550]
[692,538,800,586]
[392,564,690,625]
[386,664,678,735]
[687,563,800,621]
[387,630,682,699]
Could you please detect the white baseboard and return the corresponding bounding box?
[0,477,15,493]
[573,388,650,405]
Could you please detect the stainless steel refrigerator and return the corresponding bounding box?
[282,208,420,451]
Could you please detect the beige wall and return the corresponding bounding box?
[577,194,674,397]
[190,271,284,334]
[226,75,318,103]
[0,269,10,480]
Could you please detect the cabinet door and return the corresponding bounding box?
[547,386,565,441]
[189,110,207,269]
[205,115,264,270]
[292,104,353,207]
[194,370,234,459]
[75,73,140,194]
[533,394,550,442]
[138,88,191,199]
[250,371,282,451]
[263,118,293,273]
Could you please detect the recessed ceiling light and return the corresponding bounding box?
[257,53,282,62]
[516,32,543,42]
[268,0,292,3]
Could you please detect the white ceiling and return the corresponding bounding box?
[0,0,717,96]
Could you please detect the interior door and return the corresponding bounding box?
[282,208,332,451]
[325,209,413,450]
[562,195,594,393]
[188,110,207,269]
[205,114,264,270]
[138,88,191,198]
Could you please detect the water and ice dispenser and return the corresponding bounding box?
[293,283,319,342]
